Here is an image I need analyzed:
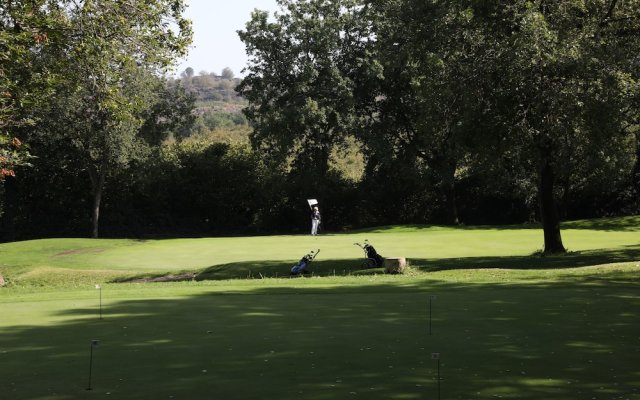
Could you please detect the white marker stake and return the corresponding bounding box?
[95,285,102,320]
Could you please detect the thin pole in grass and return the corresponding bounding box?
[431,352,441,400]
[86,339,100,390]
[429,295,437,335]
[95,285,102,320]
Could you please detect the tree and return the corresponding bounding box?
[0,0,72,240]
[221,67,234,80]
[138,82,197,144]
[363,0,638,252]
[364,1,496,225]
[182,66,194,79]
[34,0,192,238]
[0,136,29,179]
[480,0,639,253]
[0,0,70,179]
[238,0,374,180]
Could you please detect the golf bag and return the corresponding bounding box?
[354,240,385,268]
[290,249,320,275]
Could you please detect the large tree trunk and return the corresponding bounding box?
[538,161,566,254]
[435,152,460,225]
[88,163,107,239]
[0,175,17,242]
[633,132,640,199]
[445,182,459,225]
[90,183,103,239]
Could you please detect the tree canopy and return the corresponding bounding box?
[239,0,640,253]
[238,0,374,179]
[0,0,70,178]
[1,0,638,244]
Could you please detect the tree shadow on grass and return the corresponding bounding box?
[112,244,640,283]
[353,215,640,233]
[113,258,380,283]
[412,244,640,272]
[1,276,639,399]
[560,215,640,231]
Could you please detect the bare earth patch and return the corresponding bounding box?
[129,273,197,283]
[54,248,107,257]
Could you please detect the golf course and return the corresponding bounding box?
[4,0,640,398]
[1,216,639,400]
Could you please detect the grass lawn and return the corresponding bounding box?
[1,215,639,286]
[0,216,639,399]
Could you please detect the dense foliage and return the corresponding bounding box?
[1,0,638,245]
[238,0,639,252]
[0,0,68,178]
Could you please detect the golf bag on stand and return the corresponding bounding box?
[354,240,385,268]
[290,249,320,275]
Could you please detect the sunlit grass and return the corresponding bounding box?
[1,215,638,287]
[0,213,638,399]
[1,267,639,399]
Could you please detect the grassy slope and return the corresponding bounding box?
[0,217,639,399]
[0,216,639,286]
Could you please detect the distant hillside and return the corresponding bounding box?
[166,68,365,179]
[168,68,249,140]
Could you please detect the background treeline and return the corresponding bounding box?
[4,131,636,240]
[1,0,639,246]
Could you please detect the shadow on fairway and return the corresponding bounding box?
[560,215,640,231]
[1,276,639,400]
[412,244,640,272]
[356,215,640,233]
[113,258,379,283]
[195,259,371,280]
[112,244,640,283]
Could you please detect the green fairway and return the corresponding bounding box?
[1,270,639,400]
[1,216,639,286]
[0,216,639,399]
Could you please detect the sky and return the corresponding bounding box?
[172,0,280,78]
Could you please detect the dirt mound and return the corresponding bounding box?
[130,273,197,283]
[54,248,106,257]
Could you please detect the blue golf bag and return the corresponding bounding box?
[290,249,320,275]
